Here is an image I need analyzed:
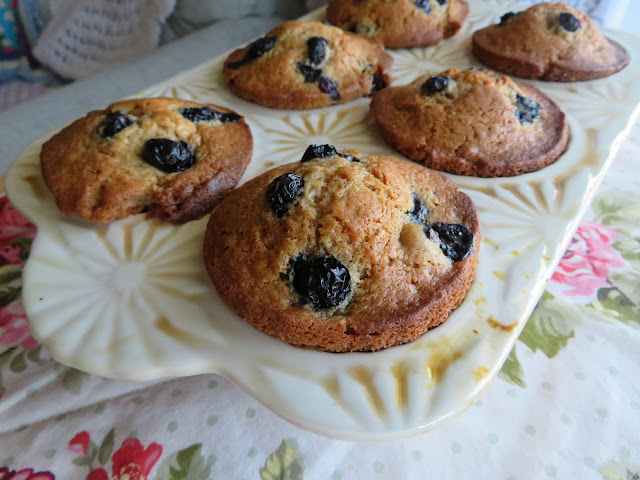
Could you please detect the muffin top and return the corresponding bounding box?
[326,0,469,48]
[223,20,393,109]
[370,68,570,177]
[471,2,629,81]
[203,145,481,352]
[40,97,253,223]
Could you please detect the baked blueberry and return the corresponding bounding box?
[414,0,432,14]
[181,107,217,122]
[227,36,276,69]
[307,36,328,65]
[407,196,430,224]
[266,173,305,217]
[425,223,474,262]
[514,93,542,124]
[291,255,351,309]
[348,23,378,35]
[369,73,387,96]
[422,75,449,95]
[414,0,445,13]
[181,106,240,123]
[300,144,338,162]
[499,11,520,25]
[216,111,241,123]
[98,111,133,138]
[142,138,196,173]
[421,75,449,95]
[558,12,580,32]
[318,75,341,100]
[297,63,323,83]
[337,152,360,163]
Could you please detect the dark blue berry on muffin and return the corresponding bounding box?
[558,12,581,32]
[98,111,133,138]
[408,196,430,224]
[227,36,276,69]
[421,75,449,95]
[291,256,352,309]
[142,139,196,173]
[425,223,474,262]
[514,93,542,124]
[266,173,305,218]
[181,107,240,123]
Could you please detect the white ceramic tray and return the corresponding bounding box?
[6,2,640,441]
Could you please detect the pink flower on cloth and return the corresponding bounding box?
[109,438,162,480]
[0,244,25,267]
[68,431,91,455]
[75,437,163,480]
[0,300,37,350]
[86,470,107,480]
[0,196,36,244]
[0,196,37,350]
[548,220,624,301]
[0,467,55,480]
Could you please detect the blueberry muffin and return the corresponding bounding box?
[223,20,393,109]
[326,0,469,48]
[471,2,629,81]
[370,68,569,177]
[40,97,253,223]
[203,144,481,352]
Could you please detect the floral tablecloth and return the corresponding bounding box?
[0,125,638,479]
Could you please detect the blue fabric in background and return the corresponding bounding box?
[0,0,22,60]
[17,0,52,48]
[0,0,57,84]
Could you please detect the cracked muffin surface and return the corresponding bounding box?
[40,97,253,223]
[203,145,480,352]
[370,68,569,177]
[326,0,469,48]
[223,20,393,109]
[471,2,629,81]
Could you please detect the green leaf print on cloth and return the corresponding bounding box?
[592,453,639,480]
[518,292,577,357]
[498,292,577,388]
[260,438,304,480]
[499,189,640,388]
[54,364,91,395]
[593,190,640,270]
[596,276,640,329]
[499,345,526,388]
[155,443,213,480]
[0,264,22,307]
[0,345,48,399]
[70,428,114,471]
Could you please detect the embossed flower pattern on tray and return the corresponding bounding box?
[250,102,396,167]
[22,216,217,363]
[543,78,636,130]
[140,59,226,103]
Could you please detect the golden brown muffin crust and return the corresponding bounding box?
[370,68,569,177]
[204,149,480,352]
[223,20,393,109]
[471,2,629,81]
[40,97,253,223]
[326,0,469,48]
